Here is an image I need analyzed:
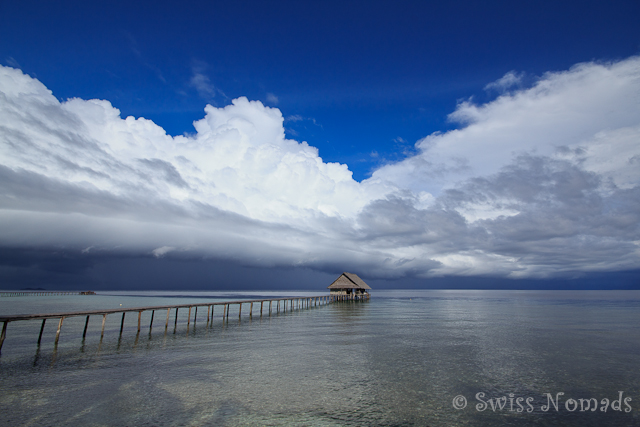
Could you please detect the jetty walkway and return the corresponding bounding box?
[0,291,96,297]
[0,292,369,354]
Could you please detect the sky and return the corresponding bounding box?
[0,0,639,290]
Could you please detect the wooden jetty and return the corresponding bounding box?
[0,291,96,297]
[0,292,369,354]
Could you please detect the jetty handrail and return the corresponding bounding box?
[0,292,370,354]
[0,296,331,322]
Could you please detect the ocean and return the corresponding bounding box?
[0,290,639,426]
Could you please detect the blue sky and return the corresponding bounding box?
[4,0,638,180]
[1,0,639,289]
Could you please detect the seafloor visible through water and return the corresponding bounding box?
[0,290,639,426]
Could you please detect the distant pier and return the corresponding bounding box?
[0,292,369,354]
[0,291,96,297]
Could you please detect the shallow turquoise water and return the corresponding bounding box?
[1,290,639,426]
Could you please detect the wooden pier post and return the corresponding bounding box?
[239,303,242,319]
[83,315,90,339]
[250,302,253,318]
[165,308,170,330]
[187,307,192,327]
[260,301,263,317]
[174,308,179,328]
[101,314,106,339]
[269,300,272,315]
[120,312,126,335]
[207,305,210,322]
[37,319,46,345]
[0,321,7,353]
[54,317,65,345]
[149,310,155,331]
[137,311,142,333]
[194,307,197,324]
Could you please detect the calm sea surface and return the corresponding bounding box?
[1,290,639,426]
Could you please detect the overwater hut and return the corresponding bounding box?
[327,272,371,297]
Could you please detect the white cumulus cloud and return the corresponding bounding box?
[373,58,640,197]
[484,70,524,92]
[1,57,640,281]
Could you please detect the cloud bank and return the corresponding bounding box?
[1,57,639,281]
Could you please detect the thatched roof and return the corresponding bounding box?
[327,272,371,290]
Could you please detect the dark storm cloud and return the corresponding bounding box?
[435,155,640,277]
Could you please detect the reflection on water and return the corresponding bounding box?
[1,290,639,426]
